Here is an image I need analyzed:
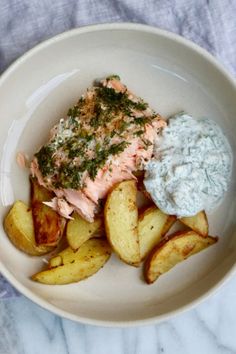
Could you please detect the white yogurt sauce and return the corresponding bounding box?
[144,112,233,217]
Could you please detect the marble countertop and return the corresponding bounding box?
[1,273,236,354]
[0,1,236,353]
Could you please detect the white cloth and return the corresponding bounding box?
[0,0,235,75]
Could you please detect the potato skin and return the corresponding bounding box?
[161,215,176,237]
[30,178,66,246]
[144,230,218,284]
[32,239,111,285]
[4,200,53,256]
[104,180,140,266]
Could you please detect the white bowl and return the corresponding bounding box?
[0,23,235,327]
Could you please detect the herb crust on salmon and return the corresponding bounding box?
[31,75,166,221]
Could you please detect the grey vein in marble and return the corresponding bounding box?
[1,275,236,354]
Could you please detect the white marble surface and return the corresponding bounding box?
[0,1,236,353]
[0,273,236,354]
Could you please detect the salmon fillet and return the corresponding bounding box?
[31,76,166,221]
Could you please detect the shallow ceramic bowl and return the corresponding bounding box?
[0,23,235,327]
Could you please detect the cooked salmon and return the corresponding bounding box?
[31,76,166,221]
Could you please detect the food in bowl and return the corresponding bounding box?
[144,112,233,217]
[31,75,166,222]
[3,76,233,285]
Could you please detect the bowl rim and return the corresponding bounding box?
[0,22,235,327]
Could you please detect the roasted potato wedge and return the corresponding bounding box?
[32,238,111,284]
[144,230,218,284]
[4,201,53,256]
[30,176,53,201]
[30,178,66,246]
[161,215,176,236]
[139,206,175,260]
[48,238,110,268]
[104,180,140,266]
[180,211,208,237]
[67,212,103,250]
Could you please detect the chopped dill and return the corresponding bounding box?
[35,146,55,177]
[133,116,151,126]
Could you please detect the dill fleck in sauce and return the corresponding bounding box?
[144,112,233,217]
[35,76,158,190]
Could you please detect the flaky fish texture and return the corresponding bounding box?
[31,76,166,221]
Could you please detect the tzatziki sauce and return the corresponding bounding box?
[144,112,233,217]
